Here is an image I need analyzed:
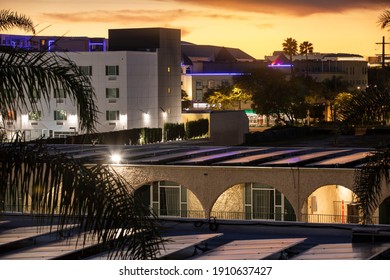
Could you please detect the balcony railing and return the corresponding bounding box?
[2,206,382,225]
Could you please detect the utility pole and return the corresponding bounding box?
[376,36,390,68]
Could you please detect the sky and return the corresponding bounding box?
[4,0,390,59]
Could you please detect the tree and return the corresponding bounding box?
[378,9,390,30]
[353,143,390,224]
[282,37,298,76]
[299,41,313,76]
[0,10,163,259]
[181,89,191,110]
[320,76,350,122]
[0,10,35,34]
[351,10,390,225]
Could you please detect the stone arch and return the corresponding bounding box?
[378,196,390,224]
[301,184,355,224]
[210,182,296,221]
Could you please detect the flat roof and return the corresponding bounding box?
[42,144,373,169]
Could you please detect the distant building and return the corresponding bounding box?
[0,28,181,141]
[181,43,266,108]
[0,34,107,52]
[265,51,369,90]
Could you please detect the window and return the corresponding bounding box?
[105,65,119,76]
[106,88,119,98]
[221,79,230,87]
[208,80,215,89]
[244,183,293,221]
[106,110,120,121]
[79,66,92,76]
[54,89,66,99]
[135,182,188,218]
[196,90,203,101]
[196,80,202,89]
[54,110,67,120]
[28,111,41,121]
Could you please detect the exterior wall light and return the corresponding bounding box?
[110,153,122,164]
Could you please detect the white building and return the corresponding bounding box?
[1,28,182,141]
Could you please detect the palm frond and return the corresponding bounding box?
[0,48,98,132]
[0,141,164,259]
[378,9,390,30]
[353,143,390,224]
[0,9,35,34]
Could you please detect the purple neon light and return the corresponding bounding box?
[185,73,246,76]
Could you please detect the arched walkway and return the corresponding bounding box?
[302,185,355,224]
[210,182,296,221]
[133,180,204,218]
[379,196,390,224]
[113,165,358,221]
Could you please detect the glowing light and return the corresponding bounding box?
[21,114,28,128]
[119,114,127,123]
[268,64,292,68]
[110,153,122,164]
[68,114,78,124]
[185,72,246,76]
[143,112,150,120]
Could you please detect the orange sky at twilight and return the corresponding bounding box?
[3,0,390,59]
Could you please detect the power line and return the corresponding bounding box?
[375,36,390,68]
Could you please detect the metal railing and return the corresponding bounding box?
[3,206,383,225]
[301,213,379,224]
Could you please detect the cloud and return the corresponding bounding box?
[166,0,390,16]
[41,8,245,25]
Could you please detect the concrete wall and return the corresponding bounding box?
[210,110,249,145]
[112,164,390,221]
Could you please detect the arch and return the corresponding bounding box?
[301,184,355,224]
[133,180,205,218]
[210,182,296,221]
[378,196,390,224]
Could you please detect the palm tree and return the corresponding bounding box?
[0,9,98,132]
[0,10,163,259]
[378,9,390,30]
[299,41,313,76]
[353,143,390,224]
[351,10,390,225]
[0,10,35,34]
[282,37,298,76]
[321,76,350,122]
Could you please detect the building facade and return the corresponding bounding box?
[0,28,182,141]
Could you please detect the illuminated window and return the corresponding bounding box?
[28,111,41,121]
[106,88,119,98]
[244,183,294,221]
[208,80,215,89]
[54,110,67,120]
[79,66,92,76]
[167,66,171,73]
[136,181,188,218]
[106,110,120,121]
[105,65,119,76]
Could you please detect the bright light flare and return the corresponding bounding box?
[110,153,122,164]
